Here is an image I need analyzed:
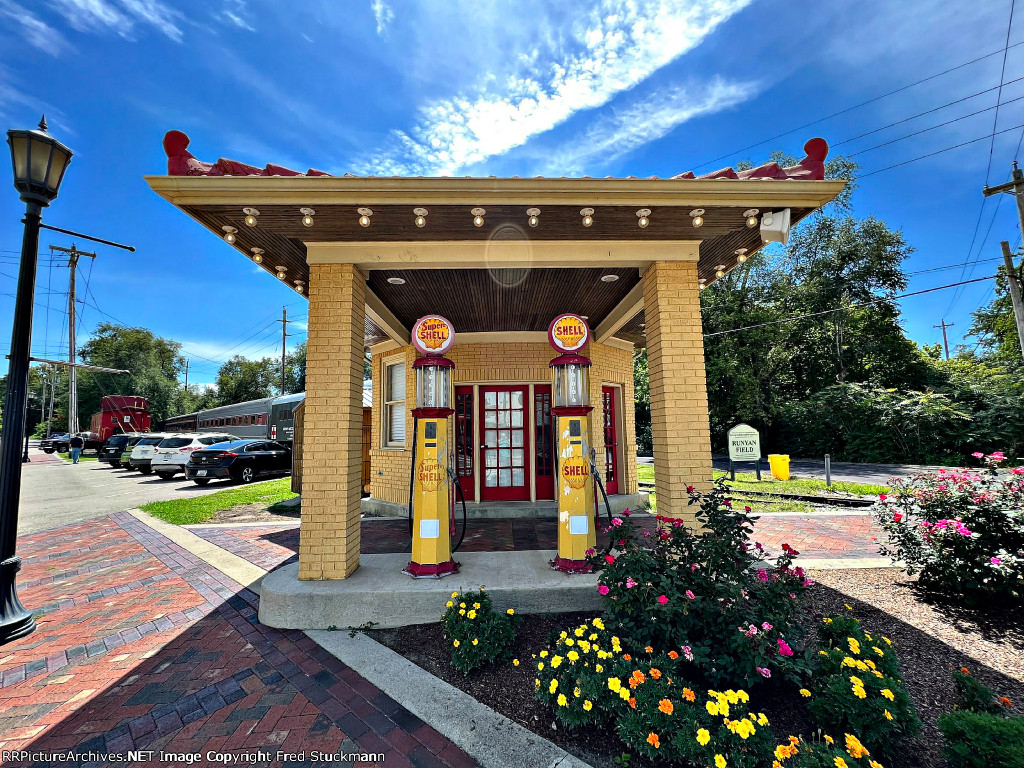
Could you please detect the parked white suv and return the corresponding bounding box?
[151,434,234,480]
[128,434,168,474]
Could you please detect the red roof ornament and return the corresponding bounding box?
[162,130,332,177]
[673,138,829,182]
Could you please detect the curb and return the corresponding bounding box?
[309,630,594,768]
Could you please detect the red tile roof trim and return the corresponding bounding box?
[162,131,829,182]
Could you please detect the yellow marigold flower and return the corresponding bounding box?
[560,631,568,639]
[540,650,549,658]
[459,603,465,608]
[567,651,579,662]
[757,713,769,726]
[789,735,799,746]
[472,638,478,646]
[575,627,585,637]
[835,759,849,768]
[467,610,477,620]
[658,699,673,715]
[450,592,458,599]
[593,618,605,629]
[589,633,598,641]
[608,678,622,692]
[549,679,558,694]
[873,670,884,678]
[618,687,631,701]
[565,638,575,647]
[883,709,893,721]
[537,662,544,671]
[881,689,895,701]
[459,610,466,616]
[579,641,590,653]
[473,602,480,609]
[737,690,750,703]
[583,700,593,711]
[696,728,711,746]
[800,688,812,697]
[845,734,869,758]
[825,735,834,744]
[445,601,454,608]
[507,608,515,615]
[845,604,853,610]
[819,650,830,657]
[551,656,563,669]
[453,640,460,647]
[513,659,520,666]
[715,754,727,768]
[873,646,884,656]
[534,679,540,690]
[883,636,892,645]
[706,700,720,716]
[865,632,873,641]
[852,686,866,699]
[849,676,863,687]
[823,617,833,624]
[774,745,789,761]
[557,693,567,706]
[869,761,884,768]
[595,664,603,673]
[774,762,784,768]
[848,638,861,654]
[574,687,581,698]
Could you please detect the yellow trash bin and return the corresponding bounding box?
[768,454,790,481]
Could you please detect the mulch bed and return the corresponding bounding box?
[368,568,1024,768]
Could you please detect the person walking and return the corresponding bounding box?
[69,434,84,464]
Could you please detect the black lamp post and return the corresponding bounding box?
[0,116,72,645]
[22,392,35,463]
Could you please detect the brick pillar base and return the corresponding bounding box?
[299,262,366,579]
[642,261,712,524]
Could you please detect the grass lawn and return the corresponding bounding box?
[139,478,298,525]
[58,452,98,462]
[635,463,888,496]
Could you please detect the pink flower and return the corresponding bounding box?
[585,548,596,556]
[626,577,638,589]
[777,638,793,657]
[757,569,769,582]
[893,513,903,522]
[623,508,632,517]
[682,645,693,661]
[642,531,651,537]
[789,593,797,599]
[685,590,695,600]
[657,594,668,605]
[991,557,1002,565]
[611,517,623,527]
[757,667,772,678]
[879,493,887,501]
[762,622,773,631]
[605,555,616,564]
[972,452,985,459]
[598,585,610,595]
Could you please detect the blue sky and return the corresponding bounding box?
[1,0,1022,388]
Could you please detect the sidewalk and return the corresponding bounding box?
[0,513,478,768]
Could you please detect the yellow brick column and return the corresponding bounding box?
[299,262,366,579]
[642,261,712,524]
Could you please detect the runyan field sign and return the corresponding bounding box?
[727,423,762,480]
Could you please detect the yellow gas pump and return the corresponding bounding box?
[405,315,460,578]
[548,314,597,573]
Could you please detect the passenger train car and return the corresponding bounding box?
[159,392,305,445]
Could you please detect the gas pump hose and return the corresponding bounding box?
[446,465,469,554]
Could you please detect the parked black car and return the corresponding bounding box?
[185,439,292,485]
[99,433,147,467]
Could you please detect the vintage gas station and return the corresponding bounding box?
[146,132,842,627]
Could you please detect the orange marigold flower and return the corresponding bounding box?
[629,697,637,709]
[1001,697,1013,707]
[647,732,660,749]
[683,688,696,702]
[659,699,674,715]
[623,654,632,661]
[789,736,799,746]
[960,667,970,675]
[650,668,662,679]
[668,650,680,660]
[645,645,654,653]
[632,670,646,684]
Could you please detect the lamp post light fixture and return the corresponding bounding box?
[2,116,72,645]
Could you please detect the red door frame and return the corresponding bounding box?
[478,385,532,502]
[602,386,620,495]
[534,384,554,500]
[454,386,475,501]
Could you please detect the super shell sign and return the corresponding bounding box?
[548,313,590,352]
[412,315,456,355]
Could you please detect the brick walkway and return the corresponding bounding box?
[0,514,478,768]
[187,511,883,574]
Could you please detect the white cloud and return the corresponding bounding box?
[538,77,760,176]
[218,0,254,32]
[354,0,752,175]
[0,0,71,55]
[371,0,393,36]
[47,0,184,42]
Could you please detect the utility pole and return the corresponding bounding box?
[982,163,1024,362]
[183,359,189,391]
[278,306,289,396]
[933,320,954,359]
[50,244,96,436]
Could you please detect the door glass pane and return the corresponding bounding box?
[485,391,496,407]
[511,410,523,427]
[512,468,524,486]
[485,410,497,427]
[485,450,497,468]
[497,410,509,427]
[511,391,523,408]
[512,431,523,447]
[511,448,523,466]
[499,448,511,466]
[485,468,498,487]
[498,430,510,447]
[486,429,497,445]
[499,468,511,486]
[498,391,509,408]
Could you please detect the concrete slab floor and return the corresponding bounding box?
[259,550,604,630]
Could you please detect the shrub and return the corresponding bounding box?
[950,666,1010,715]
[441,588,517,675]
[806,614,919,756]
[938,710,1024,768]
[874,453,1024,603]
[586,482,813,687]
[773,733,887,768]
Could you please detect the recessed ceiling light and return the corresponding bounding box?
[300,207,315,227]
[580,207,594,227]
[357,206,373,227]
[250,247,264,264]
[243,207,259,227]
[601,274,619,282]
[387,277,406,285]
[471,207,486,227]
[526,207,540,227]
[636,208,651,228]
[743,208,759,228]
[690,208,705,228]
[275,265,288,279]
[735,248,748,264]
[221,225,237,243]
[414,207,428,228]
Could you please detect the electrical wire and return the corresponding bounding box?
[703,275,997,338]
[985,0,1017,186]
[860,122,1024,177]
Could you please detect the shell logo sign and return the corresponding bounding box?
[417,457,445,491]
[412,315,455,355]
[548,313,590,352]
[561,455,590,490]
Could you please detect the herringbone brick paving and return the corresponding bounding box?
[0,514,479,768]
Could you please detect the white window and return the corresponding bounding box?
[384,359,406,447]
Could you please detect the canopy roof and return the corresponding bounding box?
[146,132,844,348]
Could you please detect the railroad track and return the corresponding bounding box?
[636,482,874,508]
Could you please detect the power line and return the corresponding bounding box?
[704,275,997,338]
[689,40,1024,171]
[985,0,1017,185]
[859,121,1024,177]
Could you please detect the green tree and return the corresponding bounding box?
[285,341,306,393]
[633,349,651,455]
[968,267,1024,372]
[214,355,279,404]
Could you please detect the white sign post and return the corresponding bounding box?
[727,423,762,480]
